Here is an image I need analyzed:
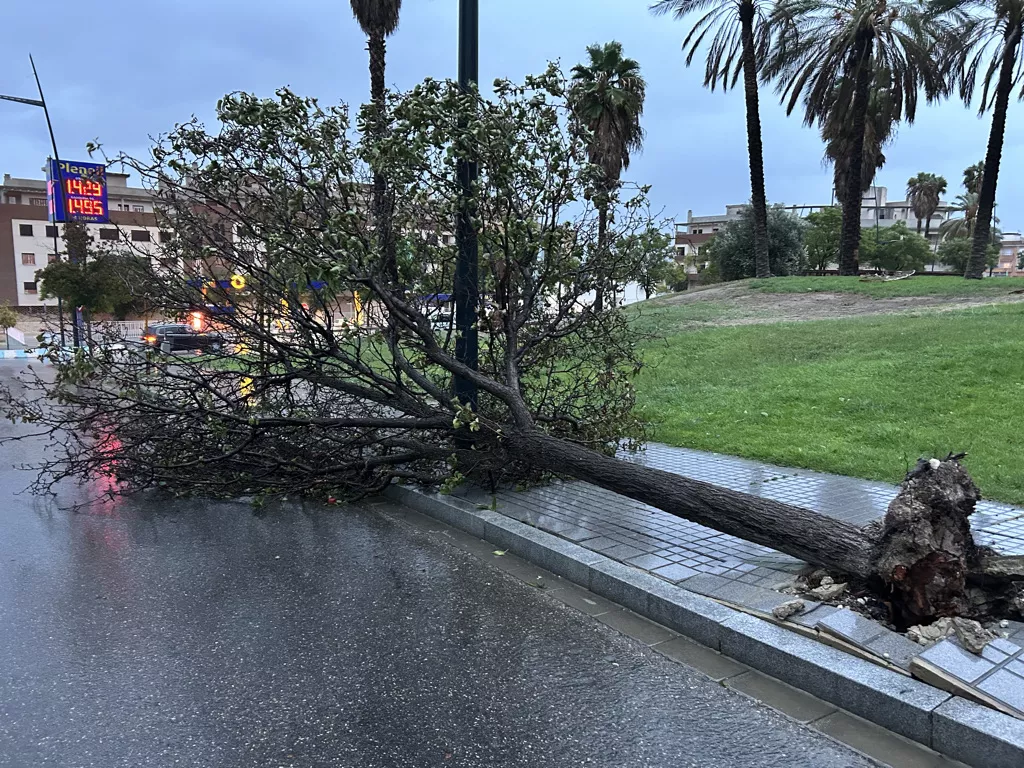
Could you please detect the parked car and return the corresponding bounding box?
[143,324,224,354]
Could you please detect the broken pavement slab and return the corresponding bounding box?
[911,637,1024,720]
[816,608,922,672]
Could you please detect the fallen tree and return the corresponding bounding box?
[3,68,1020,625]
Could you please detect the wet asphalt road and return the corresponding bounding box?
[0,362,873,768]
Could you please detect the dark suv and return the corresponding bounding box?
[143,324,223,353]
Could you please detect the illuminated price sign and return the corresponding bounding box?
[46,159,108,223]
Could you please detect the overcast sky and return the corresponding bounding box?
[2,0,1020,231]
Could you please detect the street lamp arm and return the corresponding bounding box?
[0,94,45,108]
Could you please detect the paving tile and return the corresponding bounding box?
[577,536,621,552]
[651,563,698,582]
[624,553,673,571]
[914,639,997,685]
[814,711,964,768]
[596,608,678,646]
[600,543,647,561]
[652,636,747,681]
[725,670,836,723]
[816,608,885,646]
[977,669,1024,714]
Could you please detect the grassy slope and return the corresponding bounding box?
[634,299,1024,504]
[746,275,1024,298]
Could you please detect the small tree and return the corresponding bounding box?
[706,205,807,281]
[804,207,842,271]
[860,221,932,272]
[37,252,153,319]
[0,304,18,348]
[936,237,999,274]
[618,227,674,299]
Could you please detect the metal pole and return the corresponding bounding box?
[30,55,72,347]
[453,0,479,411]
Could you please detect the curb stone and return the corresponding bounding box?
[385,483,1024,768]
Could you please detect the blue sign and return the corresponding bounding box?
[47,159,109,224]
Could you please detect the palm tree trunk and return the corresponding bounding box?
[916,217,922,234]
[367,30,398,284]
[967,26,1021,279]
[925,218,936,270]
[838,40,873,276]
[740,3,770,279]
[595,204,607,313]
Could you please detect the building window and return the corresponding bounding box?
[19,224,33,237]
[132,205,145,213]
[99,228,118,241]
[45,225,58,238]
[159,231,174,243]
[131,230,151,242]
[30,198,46,206]
[5,194,21,205]
[23,282,37,295]
[47,253,57,264]
[21,253,35,266]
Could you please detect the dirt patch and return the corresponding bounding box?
[645,282,1024,328]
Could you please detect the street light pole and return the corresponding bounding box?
[1,56,69,346]
[453,0,479,413]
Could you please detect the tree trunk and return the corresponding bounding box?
[838,39,874,276]
[967,26,1021,279]
[505,430,875,574]
[916,217,922,235]
[740,3,771,280]
[595,204,607,313]
[504,431,1016,624]
[367,30,398,284]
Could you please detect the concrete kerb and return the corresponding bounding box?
[385,483,1024,765]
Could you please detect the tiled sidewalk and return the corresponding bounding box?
[452,444,1024,590]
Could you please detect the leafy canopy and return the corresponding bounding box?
[860,221,932,272]
[706,205,807,281]
[804,206,843,271]
[7,67,662,500]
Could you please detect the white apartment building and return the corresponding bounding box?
[1,171,163,308]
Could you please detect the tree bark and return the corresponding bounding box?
[838,38,874,276]
[740,2,771,279]
[967,26,1021,279]
[595,204,607,313]
[367,30,398,284]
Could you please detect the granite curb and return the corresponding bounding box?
[385,483,1024,768]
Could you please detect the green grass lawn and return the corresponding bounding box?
[746,275,1024,298]
[634,302,1024,504]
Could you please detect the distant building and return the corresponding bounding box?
[991,232,1024,277]
[0,171,161,308]
[678,186,959,257]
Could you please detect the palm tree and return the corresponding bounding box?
[766,0,947,275]
[938,192,981,240]
[962,160,985,195]
[936,0,1023,278]
[822,76,897,208]
[906,172,948,243]
[569,42,647,311]
[651,0,772,278]
[349,0,403,282]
